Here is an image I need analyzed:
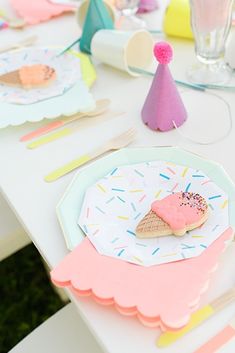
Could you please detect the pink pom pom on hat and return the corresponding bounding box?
[154,41,173,64]
[141,41,187,132]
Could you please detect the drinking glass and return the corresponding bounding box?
[188,0,234,85]
[115,0,146,30]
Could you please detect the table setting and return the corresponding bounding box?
[1,0,235,352]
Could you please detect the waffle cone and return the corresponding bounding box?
[0,70,21,87]
[136,210,173,238]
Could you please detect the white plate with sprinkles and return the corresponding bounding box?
[0,47,82,105]
[78,160,230,266]
[0,47,95,128]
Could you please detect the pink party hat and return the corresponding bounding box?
[141,42,187,131]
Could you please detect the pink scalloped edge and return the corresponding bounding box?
[10,0,74,25]
[51,228,233,331]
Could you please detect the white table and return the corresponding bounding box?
[1,1,235,352]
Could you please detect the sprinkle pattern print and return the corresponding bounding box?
[0,47,81,105]
[78,161,230,267]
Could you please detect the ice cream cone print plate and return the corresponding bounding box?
[78,160,231,266]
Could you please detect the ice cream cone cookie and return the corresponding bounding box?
[0,64,56,89]
[136,192,209,238]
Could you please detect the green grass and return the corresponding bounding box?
[0,244,65,353]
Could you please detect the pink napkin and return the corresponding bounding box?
[51,228,233,330]
[10,0,74,25]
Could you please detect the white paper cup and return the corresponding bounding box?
[90,29,154,76]
[76,0,116,28]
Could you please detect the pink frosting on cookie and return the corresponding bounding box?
[19,64,56,87]
[151,192,208,231]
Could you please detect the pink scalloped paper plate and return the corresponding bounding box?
[10,0,74,25]
[51,227,233,331]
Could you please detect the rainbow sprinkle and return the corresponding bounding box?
[134,212,141,220]
[166,167,176,175]
[200,244,207,249]
[155,189,162,198]
[132,256,143,263]
[201,179,211,185]
[95,206,105,214]
[117,196,125,203]
[162,252,178,257]
[134,169,144,177]
[110,167,118,175]
[181,244,195,250]
[112,188,125,192]
[208,195,222,200]
[136,243,147,247]
[139,194,146,203]
[152,248,160,255]
[127,230,136,236]
[185,183,191,192]
[131,202,136,211]
[111,237,119,243]
[171,183,178,192]
[159,173,170,180]
[117,215,129,220]
[181,167,189,177]
[106,196,115,204]
[97,184,106,193]
[118,249,125,256]
[221,200,228,209]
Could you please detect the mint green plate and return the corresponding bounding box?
[56,147,235,250]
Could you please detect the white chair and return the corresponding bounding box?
[9,303,105,353]
[0,193,31,261]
